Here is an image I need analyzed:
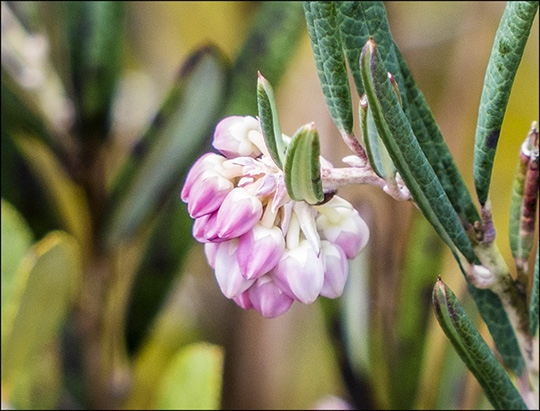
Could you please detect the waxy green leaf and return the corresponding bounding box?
[473,1,539,205]
[303,1,353,137]
[359,95,395,180]
[360,39,475,263]
[433,279,527,410]
[257,73,286,168]
[332,1,481,225]
[284,123,324,205]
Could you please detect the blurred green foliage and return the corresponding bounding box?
[1,2,538,410]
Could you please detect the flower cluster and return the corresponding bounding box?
[181,116,369,317]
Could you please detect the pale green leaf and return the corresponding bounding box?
[156,343,224,410]
[1,200,33,318]
[284,123,324,205]
[1,232,81,388]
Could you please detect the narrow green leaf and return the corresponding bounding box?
[361,39,475,263]
[473,1,539,205]
[104,45,229,248]
[257,73,286,168]
[390,212,445,409]
[362,39,525,375]
[14,136,92,247]
[125,199,195,354]
[156,343,224,410]
[530,243,539,336]
[335,2,405,108]
[222,1,305,117]
[303,1,353,136]
[1,232,81,388]
[334,1,481,225]
[394,46,481,225]
[1,200,33,318]
[466,284,525,375]
[359,96,395,179]
[433,278,527,410]
[284,123,324,205]
[43,1,125,142]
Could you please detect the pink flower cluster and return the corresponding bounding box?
[181,116,369,318]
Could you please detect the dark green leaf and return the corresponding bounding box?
[303,1,353,137]
[473,1,539,205]
[361,39,475,263]
[433,279,527,410]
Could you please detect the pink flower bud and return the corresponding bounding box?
[187,170,234,218]
[214,187,263,240]
[214,240,254,299]
[248,275,294,318]
[232,290,254,310]
[204,243,219,268]
[319,241,348,299]
[181,153,226,202]
[212,116,262,158]
[271,240,324,304]
[237,224,285,280]
[317,207,369,259]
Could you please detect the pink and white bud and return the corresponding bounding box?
[248,275,294,318]
[214,187,263,240]
[204,243,220,268]
[271,240,324,304]
[181,153,226,202]
[316,205,369,259]
[237,224,285,280]
[319,241,348,298]
[187,170,234,218]
[212,116,262,159]
[232,290,254,310]
[214,240,254,299]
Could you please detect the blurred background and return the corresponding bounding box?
[1,2,538,410]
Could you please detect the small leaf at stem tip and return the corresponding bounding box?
[257,72,286,168]
[387,72,403,107]
[284,123,324,205]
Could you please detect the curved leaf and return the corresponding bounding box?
[104,45,229,248]
[433,278,527,410]
[284,123,324,205]
[257,73,286,168]
[360,39,475,263]
[473,1,539,205]
[1,232,81,390]
[0,200,33,318]
[303,1,353,137]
